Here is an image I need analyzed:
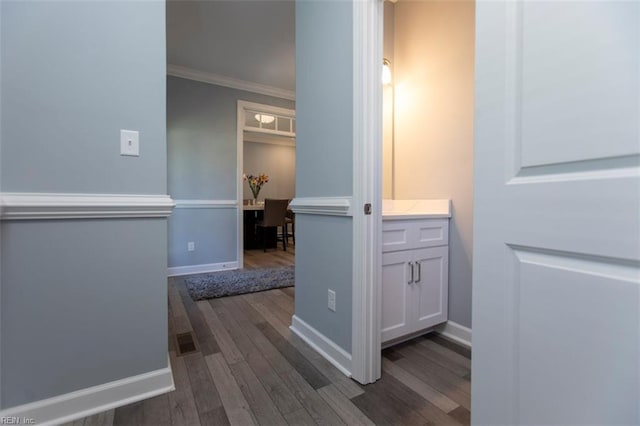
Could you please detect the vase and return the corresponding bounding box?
[251,188,261,203]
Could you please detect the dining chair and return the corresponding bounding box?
[285,206,295,246]
[255,198,289,252]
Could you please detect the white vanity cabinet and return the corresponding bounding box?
[381,217,449,344]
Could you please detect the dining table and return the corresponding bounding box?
[242,201,277,249]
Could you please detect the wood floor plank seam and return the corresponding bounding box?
[317,384,376,426]
[285,332,365,399]
[418,338,472,370]
[228,360,289,426]
[226,296,295,375]
[198,300,244,364]
[398,345,471,396]
[182,353,228,424]
[256,321,332,390]
[428,334,472,359]
[410,340,471,378]
[221,298,308,417]
[382,357,459,413]
[246,293,365,399]
[278,369,346,426]
[176,281,222,356]
[205,352,258,426]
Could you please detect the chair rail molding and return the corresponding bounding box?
[173,199,237,209]
[289,196,353,216]
[0,192,175,220]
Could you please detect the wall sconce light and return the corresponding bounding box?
[255,113,275,124]
[382,58,392,85]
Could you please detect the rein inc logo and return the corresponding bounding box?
[0,417,35,425]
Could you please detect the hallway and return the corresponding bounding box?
[66,269,470,425]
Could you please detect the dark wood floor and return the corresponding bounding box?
[66,248,470,426]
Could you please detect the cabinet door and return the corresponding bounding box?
[412,246,449,332]
[381,251,413,342]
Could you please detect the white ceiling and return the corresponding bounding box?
[166,0,296,92]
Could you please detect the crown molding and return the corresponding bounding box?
[0,192,175,220]
[167,64,296,101]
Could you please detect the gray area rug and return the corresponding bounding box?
[185,266,294,301]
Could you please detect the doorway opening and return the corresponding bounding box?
[355,0,475,416]
[236,101,297,271]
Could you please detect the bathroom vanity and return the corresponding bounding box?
[381,199,451,346]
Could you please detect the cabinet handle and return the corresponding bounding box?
[408,262,414,284]
[415,261,421,283]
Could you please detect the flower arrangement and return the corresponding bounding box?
[243,173,269,201]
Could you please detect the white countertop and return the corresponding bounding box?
[382,199,451,220]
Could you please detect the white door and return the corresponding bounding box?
[473,1,640,425]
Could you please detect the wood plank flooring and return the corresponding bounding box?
[65,248,471,426]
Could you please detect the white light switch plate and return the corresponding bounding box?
[120,129,139,156]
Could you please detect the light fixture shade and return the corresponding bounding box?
[382,59,392,85]
[255,113,275,124]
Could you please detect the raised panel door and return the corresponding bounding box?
[412,246,449,332]
[381,251,413,342]
[473,1,639,424]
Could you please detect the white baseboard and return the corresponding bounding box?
[436,320,472,348]
[0,363,174,426]
[290,315,352,377]
[168,261,239,277]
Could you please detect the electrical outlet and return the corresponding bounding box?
[187,241,195,252]
[328,289,336,312]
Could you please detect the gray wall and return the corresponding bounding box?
[167,76,294,268]
[0,1,168,409]
[1,1,166,195]
[168,208,237,268]
[2,220,168,407]
[295,1,354,353]
[296,2,353,198]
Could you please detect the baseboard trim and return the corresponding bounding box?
[168,261,239,277]
[0,363,174,426]
[290,315,352,377]
[0,192,175,220]
[289,197,353,216]
[436,320,472,348]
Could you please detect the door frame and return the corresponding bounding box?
[235,100,296,268]
[350,0,384,384]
